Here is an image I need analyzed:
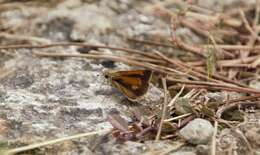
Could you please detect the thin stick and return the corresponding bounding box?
[128,39,260,51]
[239,9,255,35]
[251,0,260,67]
[217,101,260,119]
[128,37,260,51]
[180,19,223,43]
[211,120,218,155]
[239,8,260,59]
[253,0,260,28]
[224,93,260,104]
[91,51,165,64]
[34,51,200,80]
[0,42,157,59]
[127,37,176,48]
[155,77,168,141]
[170,84,260,94]
[6,128,112,155]
[187,4,214,14]
[168,85,185,107]
[154,50,247,87]
[170,16,205,57]
[154,50,222,84]
[187,55,259,67]
[164,113,192,122]
[167,78,260,94]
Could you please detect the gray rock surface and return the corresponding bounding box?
[179,118,214,145]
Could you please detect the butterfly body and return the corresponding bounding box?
[104,70,152,101]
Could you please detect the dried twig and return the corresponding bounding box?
[164,113,192,122]
[167,78,260,94]
[187,55,259,67]
[168,85,185,107]
[154,50,248,87]
[34,52,188,78]
[6,128,112,155]
[239,9,255,36]
[203,44,260,51]
[127,37,176,48]
[224,94,260,104]
[170,16,206,57]
[239,8,260,60]
[155,77,168,141]
[128,37,260,51]
[170,84,260,94]
[0,42,157,59]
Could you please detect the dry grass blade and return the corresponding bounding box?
[253,0,260,27]
[216,95,260,119]
[239,9,255,36]
[168,85,185,107]
[167,78,260,94]
[170,16,206,57]
[155,77,168,141]
[154,50,247,87]
[6,128,112,155]
[170,84,260,94]
[127,37,176,48]
[0,42,157,58]
[202,44,260,50]
[224,94,260,104]
[239,8,260,59]
[164,113,192,122]
[34,52,194,79]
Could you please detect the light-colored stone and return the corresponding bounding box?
[179,118,214,144]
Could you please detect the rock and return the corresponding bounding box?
[179,118,214,144]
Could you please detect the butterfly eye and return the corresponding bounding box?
[104,75,109,79]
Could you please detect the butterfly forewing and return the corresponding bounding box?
[110,70,152,100]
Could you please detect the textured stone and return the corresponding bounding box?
[179,118,214,144]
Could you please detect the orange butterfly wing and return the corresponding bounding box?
[110,70,152,100]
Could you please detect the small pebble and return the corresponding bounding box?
[179,118,214,144]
